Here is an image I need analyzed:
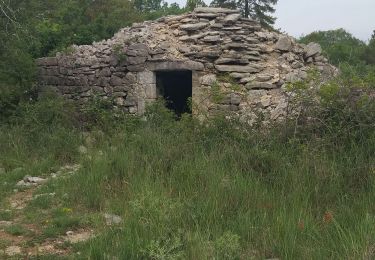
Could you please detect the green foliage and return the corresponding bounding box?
[211,0,278,27]
[43,208,82,238]
[5,224,30,236]
[214,231,241,259]
[299,29,367,66]
[363,30,375,65]
[285,66,375,146]
[211,81,226,103]
[0,90,374,258]
[112,44,127,63]
[0,2,375,259]
[185,0,207,11]
[143,232,185,259]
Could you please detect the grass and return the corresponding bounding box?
[5,224,31,236]
[0,94,374,259]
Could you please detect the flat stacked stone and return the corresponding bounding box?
[36,7,337,122]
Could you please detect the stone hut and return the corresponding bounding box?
[36,7,336,123]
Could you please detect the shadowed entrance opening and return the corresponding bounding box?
[156,70,192,115]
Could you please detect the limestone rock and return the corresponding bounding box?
[285,70,308,83]
[127,43,149,57]
[223,13,241,23]
[256,74,273,82]
[110,75,124,86]
[104,213,123,225]
[305,42,322,58]
[65,230,94,243]
[215,65,261,73]
[180,22,209,31]
[5,246,22,256]
[127,56,148,65]
[194,7,240,14]
[260,95,272,108]
[201,74,217,85]
[78,145,88,154]
[17,176,47,187]
[202,35,222,43]
[275,36,292,51]
[230,73,251,79]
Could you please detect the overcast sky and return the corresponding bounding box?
[167,0,375,42]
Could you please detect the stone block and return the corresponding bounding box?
[215,65,261,73]
[137,71,155,84]
[194,7,240,14]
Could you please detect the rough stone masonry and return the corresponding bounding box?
[36,7,337,124]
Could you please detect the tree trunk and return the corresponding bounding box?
[244,0,249,18]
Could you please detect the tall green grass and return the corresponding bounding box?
[0,83,374,259]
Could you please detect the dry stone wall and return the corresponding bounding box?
[36,7,337,123]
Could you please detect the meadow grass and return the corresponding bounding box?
[0,96,374,259]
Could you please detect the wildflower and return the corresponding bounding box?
[323,211,333,224]
[62,207,73,213]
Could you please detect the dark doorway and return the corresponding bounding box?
[156,70,192,115]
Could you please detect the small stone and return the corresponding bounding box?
[104,213,123,225]
[230,93,241,105]
[255,74,273,82]
[239,77,255,84]
[16,180,34,187]
[0,221,12,227]
[202,35,222,43]
[5,246,22,256]
[201,74,217,85]
[260,95,271,108]
[24,176,47,184]
[114,97,125,106]
[65,230,94,243]
[34,192,55,199]
[78,145,88,154]
[229,73,251,79]
[223,13,241,23]
[285,70,308,83]
[179,22,208,31]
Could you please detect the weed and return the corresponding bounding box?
[5,224,30,236]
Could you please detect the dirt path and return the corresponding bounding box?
[0,164,95,258]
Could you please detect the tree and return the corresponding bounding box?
[186,0,207,11]
[299,29,366,66]
[363,30,375,65]
[239,0,277,27]
[211,0,278,28]
[210,0,236,10]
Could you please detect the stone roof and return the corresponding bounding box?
[36,7,337,123]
